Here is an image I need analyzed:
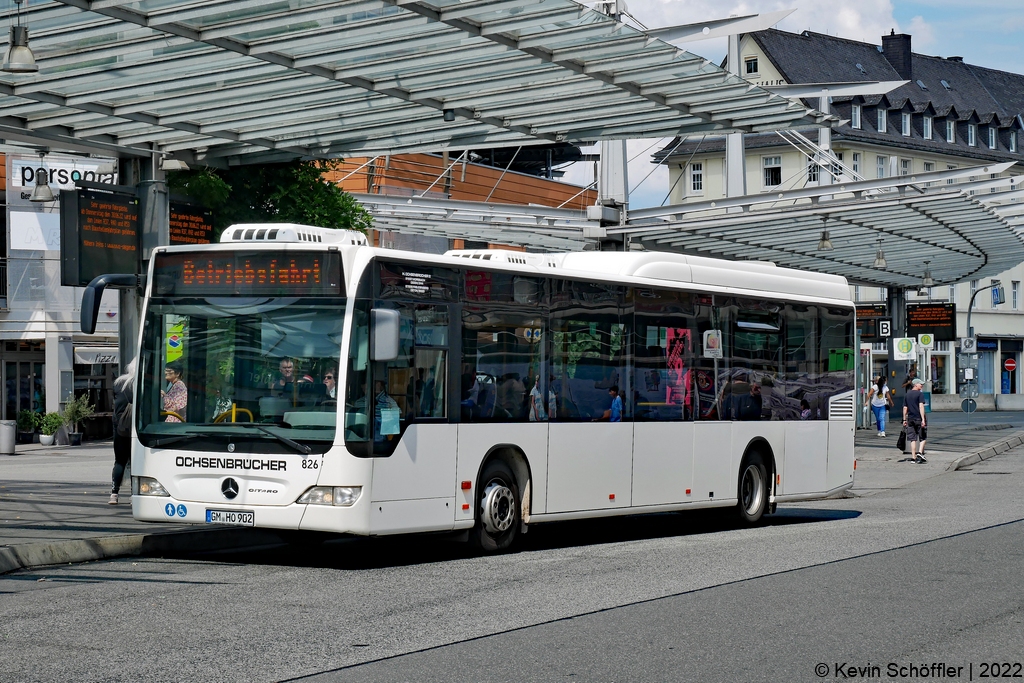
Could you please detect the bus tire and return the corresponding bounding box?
[737,452,768,524]
[471,459,520,553]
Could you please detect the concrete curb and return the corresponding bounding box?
[0,527,285,575]
[947,431,1024,472]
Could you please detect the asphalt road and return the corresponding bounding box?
[3,448,1023,683]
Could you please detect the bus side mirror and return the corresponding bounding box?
[81,273,138,334]
[370,309,400,361]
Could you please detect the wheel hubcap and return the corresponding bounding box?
[480,481,515,534]
[741,465,763,515]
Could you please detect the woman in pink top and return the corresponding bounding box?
[161,362,187,422]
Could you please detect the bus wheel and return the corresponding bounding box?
[737,452,768,524]
[471,460,520,552]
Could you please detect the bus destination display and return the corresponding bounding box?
[78,189,139,283]
[153,251,342,296]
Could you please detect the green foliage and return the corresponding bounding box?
[16,409,41,432]
[63,394,96,433]
[41,412,67,436]
[168,160,373,239]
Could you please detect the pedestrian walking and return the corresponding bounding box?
[109,359,135,504]
[864,376,893,436]
[902,377,927,464]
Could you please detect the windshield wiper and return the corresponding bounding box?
[253,425,311,455]
[150,423,311,454]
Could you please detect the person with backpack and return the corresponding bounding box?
[109,359,135,505]
[864,376,893,436]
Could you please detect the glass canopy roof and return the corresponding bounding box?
[0,0,832,163]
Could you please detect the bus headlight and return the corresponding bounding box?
[133,477,170,497]
[297,486,361,507]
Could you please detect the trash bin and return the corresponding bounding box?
[0,420,16,455]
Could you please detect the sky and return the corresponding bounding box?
[558,0,1024,209]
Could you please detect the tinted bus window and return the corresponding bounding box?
[634,288,696,421]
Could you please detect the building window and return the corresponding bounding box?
[949,285,957,304]
[968,124,977,146]
[902,112,911,136]
[851,104,861,129]
[807,157,819,183]
[877,108,887,133]
[690,162,703,194]
[947,163,957,185]
[923,161,935,186]
[988,127,997,150]
[852,152,861,175]
[946,120,956,143]
[923,116,932,140]
[854,285,860,302]
[744,57,758,74]
[876,155,888,179]
[970,280,978,302]
[900,158,912,176]
[1012,131,1018,153]
[1014,281,1020,310]
[763,156,782,188]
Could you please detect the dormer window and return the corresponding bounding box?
[946,120,956,143]
[877,108,887,133]
[968,124,977,146]
[1012,131,1018,153]
[901,113,911,137]
[923,116,933,140]
[988,127,997,150]
[744,57,758,75]
[851,104,861,129]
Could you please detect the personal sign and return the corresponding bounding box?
[893,337,916,361]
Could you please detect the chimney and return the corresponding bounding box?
[881,29,912,80]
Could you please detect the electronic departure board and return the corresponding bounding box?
[60,188,140,286]
[152,250,343,297]
[169,203,214,245]
[906,303,956,341]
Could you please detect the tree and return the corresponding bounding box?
[168,159,373,239]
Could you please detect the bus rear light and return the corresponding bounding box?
[133,477,169,497]
[297,486,361,507]
[461,481,472,490]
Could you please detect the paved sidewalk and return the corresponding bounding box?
[3,424,1024,574]
[1,441,280,573]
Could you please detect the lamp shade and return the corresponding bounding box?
[817,230,833,251]
[3,26,38,73]
[29,168,55,202]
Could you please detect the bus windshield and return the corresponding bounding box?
[137,297,345,453]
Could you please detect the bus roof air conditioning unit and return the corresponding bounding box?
[220,223,367,246]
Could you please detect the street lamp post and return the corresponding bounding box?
[963,280,1001,423]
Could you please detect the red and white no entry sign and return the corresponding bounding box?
[1005,358,1017,372]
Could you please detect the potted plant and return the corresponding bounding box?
[63,394,95,446]
[39,412,66,447]
[16,409,40,444]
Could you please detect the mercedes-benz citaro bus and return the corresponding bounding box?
[81,223,856,553]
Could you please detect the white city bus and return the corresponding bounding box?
[83,224,856,552]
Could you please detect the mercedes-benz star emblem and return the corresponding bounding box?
[221,478,239,500]
[227,443,235,453]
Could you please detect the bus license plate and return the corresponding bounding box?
[206,509,254,526]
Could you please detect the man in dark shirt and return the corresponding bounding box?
[733,381,763,421]
[901,364,917,392]
[903,377,927,463]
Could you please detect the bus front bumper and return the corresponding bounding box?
[132,494,372,534]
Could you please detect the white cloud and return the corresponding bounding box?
[907,15,936,48]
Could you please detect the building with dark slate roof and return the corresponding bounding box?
[655,29,1024,407]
